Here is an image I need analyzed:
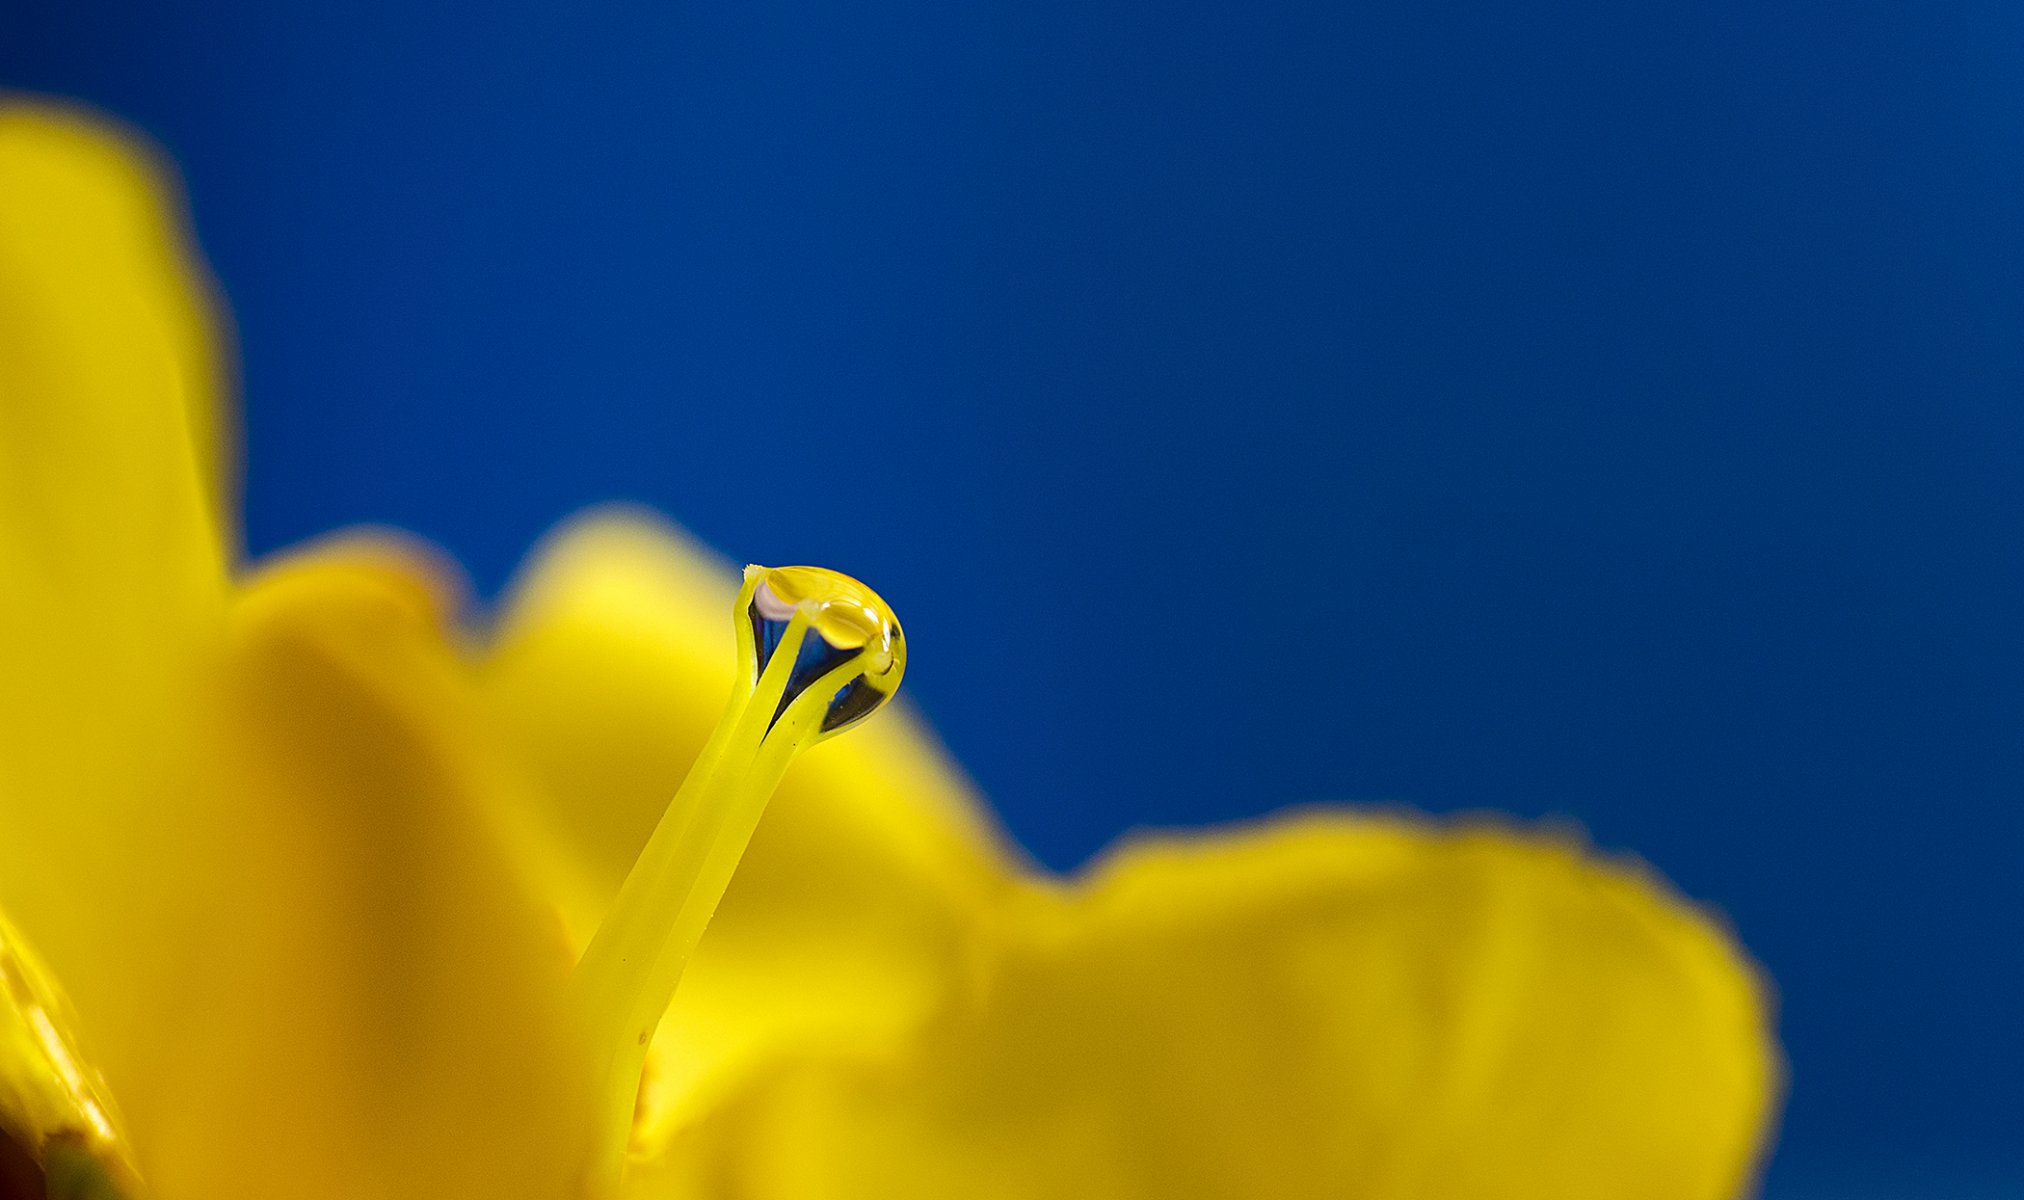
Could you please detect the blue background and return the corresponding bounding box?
[4,1,2020,1193]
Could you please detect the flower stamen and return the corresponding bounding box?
[573,564,904,1192]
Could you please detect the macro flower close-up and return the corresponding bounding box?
[8,2,2024,1197]
[0,105,1779,1199]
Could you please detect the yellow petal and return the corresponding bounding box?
[131,544,591,1200]
[638,814,1778,1200]
[0,907,137,1195]
[477,509,1018,1142]
[0,104,229,1098]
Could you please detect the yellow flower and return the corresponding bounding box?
[0,101,1779,1200]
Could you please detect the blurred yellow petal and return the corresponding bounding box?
[479,510,742,929]
[478,509,1019,1141]
[0,105,229,1100]
[637,815,1776,1200]
[131,544,591,1200]
[0,907,137,1197]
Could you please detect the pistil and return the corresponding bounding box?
[574,565,904,1192]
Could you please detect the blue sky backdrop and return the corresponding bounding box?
[4,1,2021,1193]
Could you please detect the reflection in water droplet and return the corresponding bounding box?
[742,566,905,738]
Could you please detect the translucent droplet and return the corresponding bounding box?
[743,565,905,736]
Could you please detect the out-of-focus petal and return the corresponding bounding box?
[0,908,137,1196]
[478,508,1019,1142]
[131,545,591,1200]
[637,814,1778,1200]
[0,105,229,1101]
